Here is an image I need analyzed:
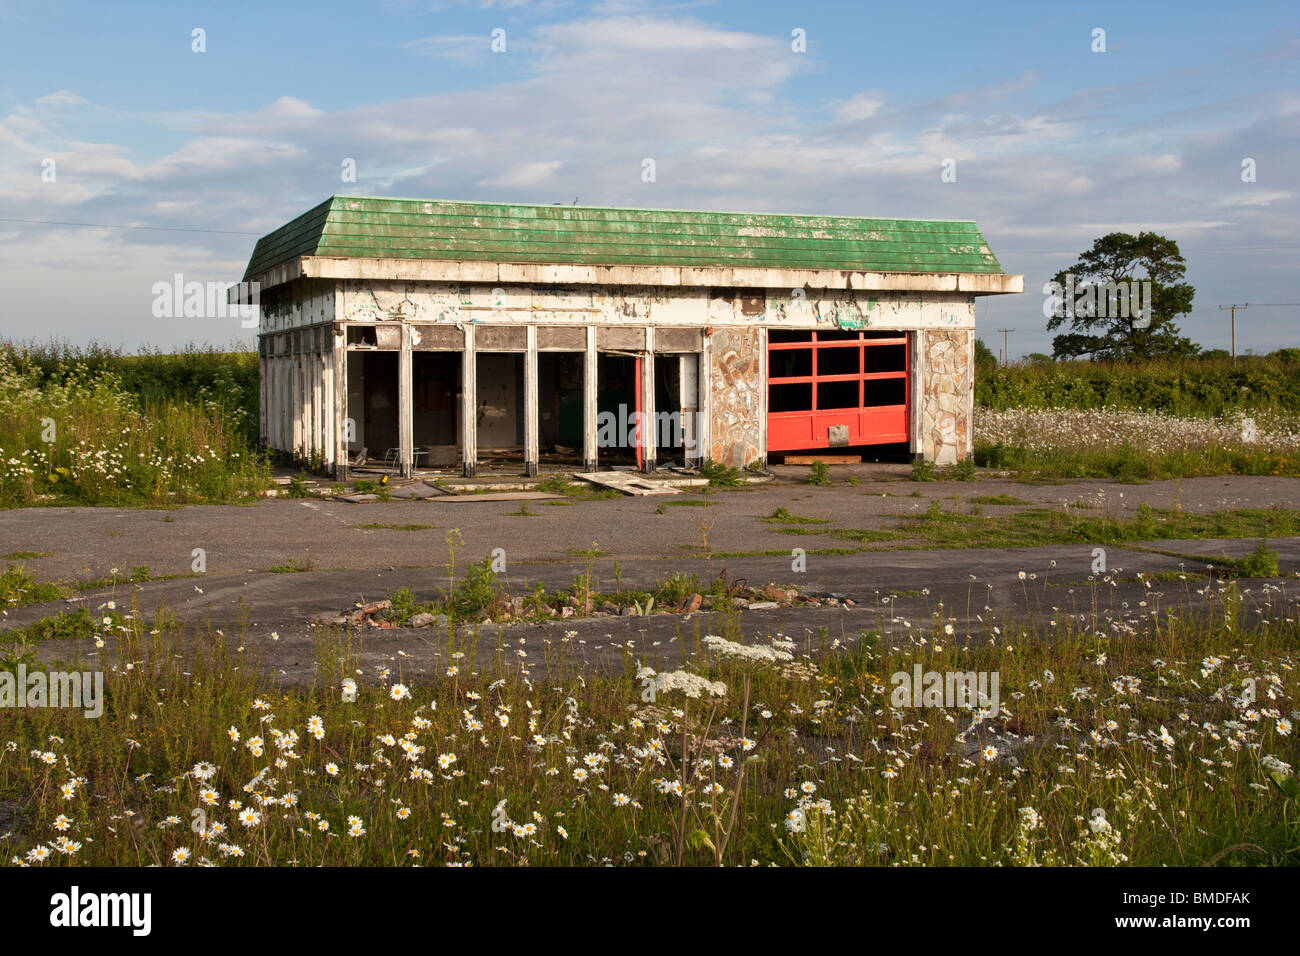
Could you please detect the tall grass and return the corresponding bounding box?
[0,346,268,507]
[1,340,258,444]
[972,353,1300,478]
[976,352,1300,417]
[1,572,1297,867]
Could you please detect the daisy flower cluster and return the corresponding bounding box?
[1,576,1297,867]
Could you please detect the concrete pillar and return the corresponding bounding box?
[299,348,310,462]
[320,343,333,471]
[310,336,323,464]
[269,345,279,452]
[461,324,477,477]
[641,328,656,472]
[398,323,413,478]
[698,330,712,466]
[583,325,598,471]
[290,342,302,460]
[258,344,269,449]
[332,327,347,479]
[277,344,288,454]
[910,330,924,460]
[524,324,539,477]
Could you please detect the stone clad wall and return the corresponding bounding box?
[709,326,762,468]
[920,329,973,465]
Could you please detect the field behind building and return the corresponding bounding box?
[2,342,1299,506]
[0,342,267,508]
[970,350,1300,480]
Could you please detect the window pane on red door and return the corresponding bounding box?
[863,377,906,407]
[770,382,813,412]
[816,380,860,410]
[769,348,811,378]
[817,346,860,376]
[865,344,906,373]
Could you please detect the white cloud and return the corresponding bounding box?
[0,10,1295,353]
[835,93,885,123]
[405,34,496,64]
[477,160,563,187]
[35,90,89,109]
[1213,189,1294,208]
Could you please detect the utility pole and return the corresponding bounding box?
[1218,304,1247,360]
[997,328,1015,366]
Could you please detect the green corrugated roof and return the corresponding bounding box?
[243,195,1006,281]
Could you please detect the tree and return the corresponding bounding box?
[1045,232,1197,361]
[974,337,997,377]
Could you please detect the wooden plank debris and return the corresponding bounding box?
[386,480,450,499]
[573,472,682,496]
[784,455,861,465]
[431,491,561,503]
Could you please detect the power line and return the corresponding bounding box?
[996,328,1015,366]
[1219,304,1248,360]
[998,244,1300,255]
[0,217,262,236]
[2,215,1298,254]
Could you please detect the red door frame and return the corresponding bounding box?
[634,356,643,470]
[767,330,909,452]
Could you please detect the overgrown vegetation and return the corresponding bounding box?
[758,500,1299,561]
[976,351,1300,417]
[2,571,1297,866]
[535,474,620,500]
[0,343,270,507]
[3,340,259,442]
[701,461,743,487]
[0,565,67,608]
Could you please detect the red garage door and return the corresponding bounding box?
[767,329,909,452]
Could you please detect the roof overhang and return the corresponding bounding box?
[248,255,1022,296]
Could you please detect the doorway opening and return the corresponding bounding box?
[345,351,398,467]
[653,353,700,466]
[538,352,585,471]
[596,354,639,466]
[476,353,525,467]
[413,351,461,470]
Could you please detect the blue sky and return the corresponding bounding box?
[1,0,1296,356]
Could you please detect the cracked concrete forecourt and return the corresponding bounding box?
[3,472,1297,685]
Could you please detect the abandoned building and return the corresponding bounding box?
[239,196,1022,477]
